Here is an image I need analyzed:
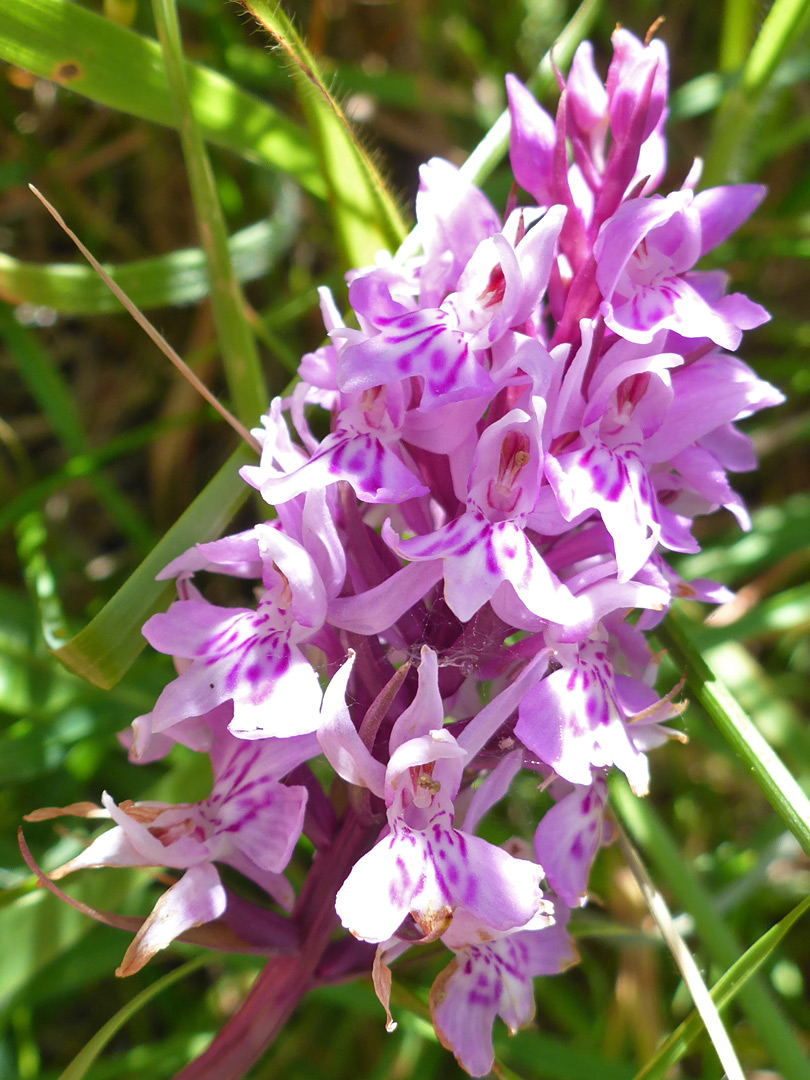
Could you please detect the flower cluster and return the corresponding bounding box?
[34,28,781,1078]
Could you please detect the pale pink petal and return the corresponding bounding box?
[533,780,608,906]
[318,653,386,797]
[117,863,227,976]
[462,749,524,835]
[335,826,430,943]
[693,184,765,255]
[327,560,443,636]
[506,73,557,206]
[389,646,444,751]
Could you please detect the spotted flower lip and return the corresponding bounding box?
[321,650,548,944]
[431,906,576,1077]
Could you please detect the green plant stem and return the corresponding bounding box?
[632,890,810,1080]
[151,0,268,426]
[703,0,810,182]
[658,607,810,857]
[612,777,810,1080]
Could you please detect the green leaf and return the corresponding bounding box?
[57,954,208,1080]
[150,0,268,426]
[702,0,810,182]
[0,303,154,550]
[718,0,758,73]
[0,0,326,199]
[658,606,810,857]
[0,870,144,1013]
[240,0,408,267]
[51,444,255,688]
[741,0,810,95]
[0,192,300,315]
[611,776,810,1080]
[633,894,810,1080]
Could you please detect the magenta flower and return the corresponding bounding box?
[320,649,547,943]
[32,24,784,1079]
[431,907,577,1076]
[48,724,313,974]
[595,189,769,348]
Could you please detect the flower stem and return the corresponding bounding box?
[170,808,377,1080]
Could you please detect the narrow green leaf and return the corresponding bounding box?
[57,955,208,1080]
[0,302,154,551]
[0,412,201,537]
[633,894,810,1080]
[659,606,810,857]
[719,0,757,73]
[702,0,810,182]
[612,777,810,1080]
[241,0,408,267]
[52,444,254,688]
[151,0,268,425]
[616,827,745,1080]
[0,0,326,199]
[0,194,299,315]
[15,511,70,652]
[741,0,810,95]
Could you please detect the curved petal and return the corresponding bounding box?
[116,863,227,976]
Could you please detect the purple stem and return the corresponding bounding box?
[169,808,377,1080]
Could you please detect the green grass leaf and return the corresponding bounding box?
[632,893,810,1080]
[612,776,810,1080]
[0,190,300,315]
[51,444,255,688]
[658,606,810,857]
[150,0,269,426]
[241,0,408,267]
[703,0,810,182]
[57,954,208,1080]
[0,0,326,199]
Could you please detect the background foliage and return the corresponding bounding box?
[1,0,809,1077]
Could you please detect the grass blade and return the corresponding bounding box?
[241,0,408,267]
[612,776,810,1080]
[29,186,260,452]
[0,190,299,314]
[702,0,810,182]
[658,606,810,856]
[0,0,326,199]
[633,894,810,1080]
[150,0,269,426]
[615,828,745,1080]
[57,955,208,1080]
[51,444,255,687]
